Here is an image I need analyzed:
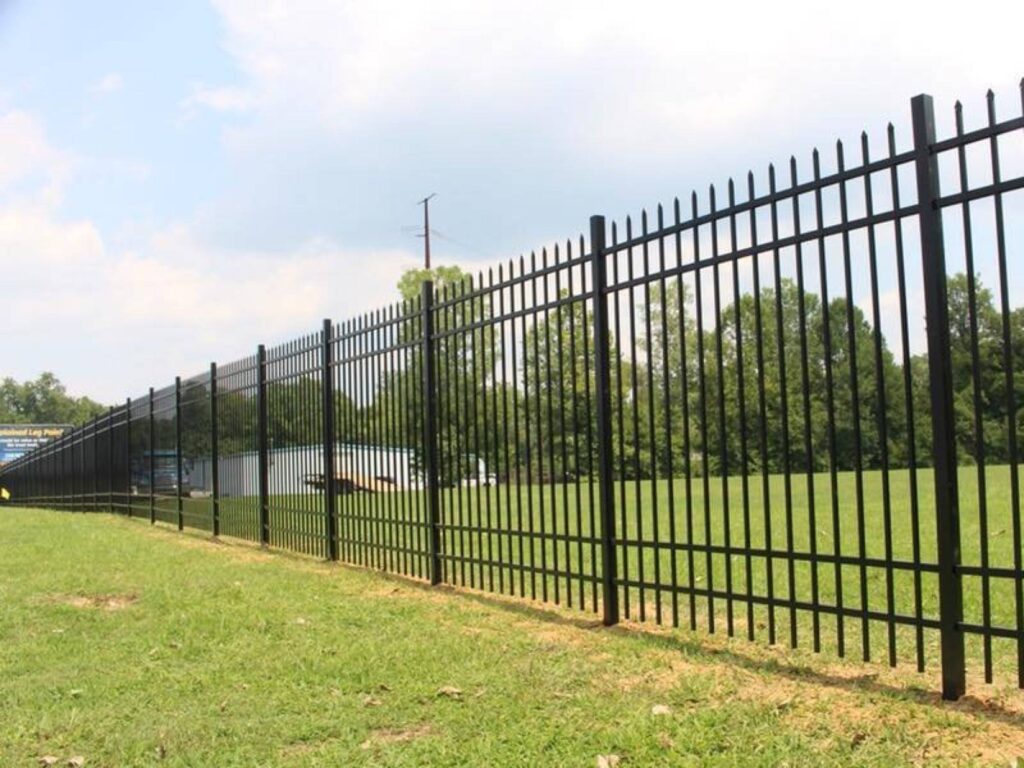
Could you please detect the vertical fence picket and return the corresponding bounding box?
[148,387,155,525]
[590,215,619,627]
[107,407,114,514]
[175,376,183,531]
[257,344,270,547]
[125,398,132,517]
[210,362,219,537]
[322,319,339,561]
[422,281,443,585]
[911,93,966,702]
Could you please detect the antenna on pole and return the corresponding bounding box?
[418,193,437,270]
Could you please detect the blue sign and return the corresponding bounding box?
[0,424,70,466]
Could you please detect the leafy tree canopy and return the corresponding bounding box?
[0,373,108,426]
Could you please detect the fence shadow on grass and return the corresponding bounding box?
[368,565,1024,728]
[106,514,1024,727]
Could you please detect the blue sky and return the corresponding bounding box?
[1,0,1022,403]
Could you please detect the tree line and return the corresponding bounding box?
[361,267,1024,482]
[126,266,1024,483]
[0,373,108,426]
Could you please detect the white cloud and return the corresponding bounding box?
[93,72,123,93]
[2,206,420,401]
[179,83,256,122]
[0,110,73,206]
[200,0,1024,162]
[0,107,419,402]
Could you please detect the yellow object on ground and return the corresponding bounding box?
[0,487,10,500]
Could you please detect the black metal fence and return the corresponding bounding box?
[3,84,1023,700]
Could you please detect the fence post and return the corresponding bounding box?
[73,430,79,511]
[912,93,965,701]
[149,387,156,524]
[257,344,270,547]
[590,214,619,626]
[422,280,443,585]
[91,418,98,511]
[126,397,132,517]
[175,375,184,531]
[108,406,114,514]
[92,418,99,510]
[210,362,220,537]
[321,319,339,561]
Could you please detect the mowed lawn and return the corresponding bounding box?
[2,508,1024,766]
[150,464,1022,674]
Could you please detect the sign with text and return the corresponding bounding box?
[0,424,71,466]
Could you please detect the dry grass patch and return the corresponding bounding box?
[359,723,433,750]
[49,593,138,611]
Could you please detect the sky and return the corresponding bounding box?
[1,0,1022,404]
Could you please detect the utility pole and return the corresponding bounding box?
[419,193,436,270]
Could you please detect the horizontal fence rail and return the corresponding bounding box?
[3,82,1024,700]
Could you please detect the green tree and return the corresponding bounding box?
[367,264,504,485]
[520,292,611,481]
[0,373,107,426]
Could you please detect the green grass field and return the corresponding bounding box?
[117,464,1024,681]
[2,506,1024,766]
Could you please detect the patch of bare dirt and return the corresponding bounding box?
[52,593,138,611]
[360,723,433,750]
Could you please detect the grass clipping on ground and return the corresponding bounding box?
[0,507,1022,767]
